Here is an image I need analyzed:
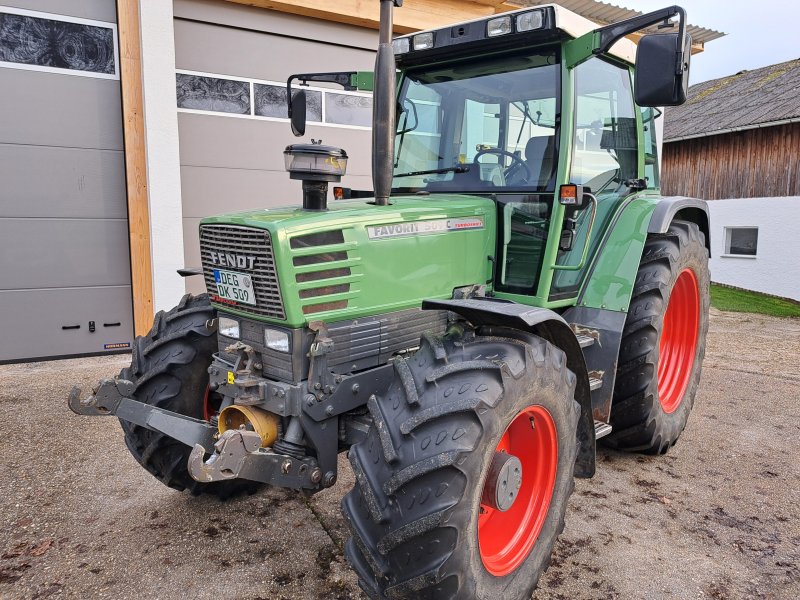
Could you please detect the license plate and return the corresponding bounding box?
[213,269,257,306]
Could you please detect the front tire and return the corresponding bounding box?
[119,294,260,498]
[342,329,580,599]
[606,220,710,454]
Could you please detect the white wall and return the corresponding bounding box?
[707,197,800,301]
[139,0,186,312]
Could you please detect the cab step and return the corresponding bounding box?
[576,333,596,349]
[594,421,613,439]
[589,376,603,391]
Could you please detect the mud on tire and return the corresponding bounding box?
[605,220,710,454]
[119,294,260,499]
[341,329,580,599]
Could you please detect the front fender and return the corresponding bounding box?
[422,297,596,478]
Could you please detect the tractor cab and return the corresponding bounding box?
[288,3,690,306]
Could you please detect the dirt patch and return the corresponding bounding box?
[0,312,798,599]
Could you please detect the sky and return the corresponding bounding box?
[626,0,800,83]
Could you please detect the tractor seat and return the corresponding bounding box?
[523,135,557,189]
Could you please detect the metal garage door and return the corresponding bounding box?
[0,1,133,362]
[172,0,377,296]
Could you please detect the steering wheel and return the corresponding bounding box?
[474,148,532,181]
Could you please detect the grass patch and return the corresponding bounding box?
[710,284,800,318]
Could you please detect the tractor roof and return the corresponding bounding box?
[394,4,637,65]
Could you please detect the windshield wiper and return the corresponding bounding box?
[394,166,471,178]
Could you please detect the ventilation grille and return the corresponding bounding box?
[200,224,285,320]
[290,229,358,316]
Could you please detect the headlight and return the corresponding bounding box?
[392,37,410,54]
[264,328,290,353]
[413,32,434,51]
[487,16,512,37]
[517,10,544,32]
[218,317,240,339]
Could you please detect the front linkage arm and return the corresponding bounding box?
[68,380,320,489]
[69,379,217,448]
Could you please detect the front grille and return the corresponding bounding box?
[200,224,285,320]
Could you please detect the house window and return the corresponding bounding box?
[254,83,322,122]
[176,74,250,114]
[175,70,371,130]
[0,7,118,79]
[325,92,371,126]
[724,227,758,256]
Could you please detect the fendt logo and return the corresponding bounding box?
[209,251,256,270]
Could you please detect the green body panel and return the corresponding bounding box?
[351,71,375,91]
[563,32,600,68]
[576,193,658,311]
[202,196,496,328]
[534,58,576,299]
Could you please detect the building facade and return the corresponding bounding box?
[662,59,800,301]
[0,0,720,362]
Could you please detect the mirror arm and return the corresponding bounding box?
[286,72,358,116]
[594,5,687,73]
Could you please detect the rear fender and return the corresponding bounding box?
[422,298,596,478]
[649,196,711,254]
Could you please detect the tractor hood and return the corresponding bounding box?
[199,195,497,327]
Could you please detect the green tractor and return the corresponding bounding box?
[70,2,710,598]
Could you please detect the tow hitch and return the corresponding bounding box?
[68,380,320,489]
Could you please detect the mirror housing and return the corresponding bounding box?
[635,32,691,107]
[290,90,307,137]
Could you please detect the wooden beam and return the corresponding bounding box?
[223,0,502,33]
[223,1,705,53]
[625,31,705,55]
[117,0,154,336]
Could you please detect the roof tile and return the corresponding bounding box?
[664,58,800,141]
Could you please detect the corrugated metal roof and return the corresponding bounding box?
[511,0,724,45]
[664,58,800,141]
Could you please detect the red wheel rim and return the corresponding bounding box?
[202,385,216,421]
[658,269,700,414]
[478,405,558,577]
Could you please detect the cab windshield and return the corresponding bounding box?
[392,49,560,194]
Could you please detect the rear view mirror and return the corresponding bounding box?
[635,32,691,107]
[290,90,307,137]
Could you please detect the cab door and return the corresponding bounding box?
[549,57,641,300]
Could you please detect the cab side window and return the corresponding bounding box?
[551,57,639,298]
[571,58,638,191]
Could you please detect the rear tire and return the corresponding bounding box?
[605,220,710,454]
[119,294,260,498]
[341,329,580,599]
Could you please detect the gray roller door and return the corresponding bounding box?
[0,2,133,362]
[173,0,377,295]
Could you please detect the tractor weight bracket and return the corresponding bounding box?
[187,430,322,489]
[68,379,218,450]
[187,429,262,483]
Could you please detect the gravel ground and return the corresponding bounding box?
[0,310,798,600]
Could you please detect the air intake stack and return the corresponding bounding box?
[284,143,349,211]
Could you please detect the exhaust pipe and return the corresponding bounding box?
[372,0,402,206]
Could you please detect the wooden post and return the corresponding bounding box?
[117,0,154,336]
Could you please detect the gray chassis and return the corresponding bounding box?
[69,320,395,494]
